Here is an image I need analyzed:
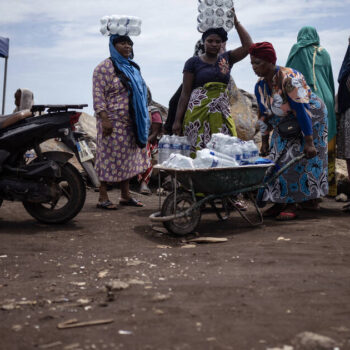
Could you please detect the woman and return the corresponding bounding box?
[138,88,163,195]
[250,42,328,220]
[286,27,336,197]
[172,9,252,153]
[336,36,350,211]
[93,34,150,209]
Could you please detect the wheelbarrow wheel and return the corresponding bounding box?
[161,191,201,235]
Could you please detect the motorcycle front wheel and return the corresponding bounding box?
[23,162,86,224]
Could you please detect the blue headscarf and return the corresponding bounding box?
[338,43,350,83]
[109,34,149,147]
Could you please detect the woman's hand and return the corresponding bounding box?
[102,118,113,137]
[231,8,239,27]
[172,120,182,136]
[304,136,317,159]
[98,111,113,137]
[260,134,270,156]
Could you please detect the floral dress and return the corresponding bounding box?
[93,58,149,183]
[182,52,237,155]
[255,66,328,204]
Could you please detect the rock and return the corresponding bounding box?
[292,332,338,350]
[1,302,16,311]
[105,280,130,291]
[227,78,259,142]
[335,193,348,202]
[152,292,172,302]
[12,324,23,332]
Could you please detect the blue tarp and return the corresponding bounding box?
[0,37,9,58]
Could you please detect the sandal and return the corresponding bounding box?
[119,198,144,207]
[263,204,286,217]
[96,200,118,210]
[276,211,297,221]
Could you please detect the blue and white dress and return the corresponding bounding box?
[255,66,328,204]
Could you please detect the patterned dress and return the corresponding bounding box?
[255,66,328,204]
[93,58,149,183]
[182,52,237,155]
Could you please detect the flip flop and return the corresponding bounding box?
[119,198,144,207]
[275,211,297,221]
[96,200,118,210]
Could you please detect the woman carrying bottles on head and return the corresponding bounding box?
[172,8,252,155]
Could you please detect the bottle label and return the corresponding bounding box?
[211,159,219,168]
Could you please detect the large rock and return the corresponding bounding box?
[227,78,260,143]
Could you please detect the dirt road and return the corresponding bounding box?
[1,189,350,350]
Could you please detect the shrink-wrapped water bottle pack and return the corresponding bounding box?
[100,15,142,36]
[197,0,235,33]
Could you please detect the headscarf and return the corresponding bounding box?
[338,40,350,83]
[202,28,228,43]
[194,39,205,56]
[249,42,277,65]
[13,88,34,112]
[338,40,350,113]
[286,26,320,87]
[109,34,149,147]
[286,26,337,141]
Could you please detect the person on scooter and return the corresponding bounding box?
[0,88,34,129]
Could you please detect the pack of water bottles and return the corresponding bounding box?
[158,135,191,164]
[197,0,235,33]
[206,133,259,165]
[100,15,142,37]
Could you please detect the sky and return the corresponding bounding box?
[0,0,350,116]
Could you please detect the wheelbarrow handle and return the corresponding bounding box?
[264,154,306,186]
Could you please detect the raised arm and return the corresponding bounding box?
[172,72,194,135]
[228,9,253,65]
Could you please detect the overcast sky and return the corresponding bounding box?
[0,0,350,116]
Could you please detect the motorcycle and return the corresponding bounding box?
[0,104,88,224]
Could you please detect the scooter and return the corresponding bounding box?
[0,104,88,224]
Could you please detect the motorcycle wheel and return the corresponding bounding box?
[23,162,86,224]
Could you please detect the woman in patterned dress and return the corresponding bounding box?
[172,8,252,153]
[250,42,328,220]
[93,35,150,209]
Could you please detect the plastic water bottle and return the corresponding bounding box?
[193,149,238,168]
[170,135,183,155]
[163,153,194,169]
[221,143,243,164]
[247,140,259,163]
[158,135,171,164]
[240,141,251,162]
[180,136,191,157]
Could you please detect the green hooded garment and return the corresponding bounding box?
[286,26,336,141]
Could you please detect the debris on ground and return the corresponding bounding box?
[105,280,130,291]
[57,318,114,329]
[291,332,338,350]
[187,237,228,244]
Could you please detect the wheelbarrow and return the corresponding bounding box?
[149,154,305,235]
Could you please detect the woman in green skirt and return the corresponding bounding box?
[172,9,252,154]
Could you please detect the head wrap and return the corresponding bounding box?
[112,35,134,47]
[286,26,320,67]
[338,42,350,83]
[249,42,277,65]
[13,88,34,112]
[202,28,228,43]
[109,34,149,147]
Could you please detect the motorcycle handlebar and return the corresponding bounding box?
[31,104,88,114]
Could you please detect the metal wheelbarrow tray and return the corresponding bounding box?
[150,155,304,235]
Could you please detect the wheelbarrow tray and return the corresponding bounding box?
[155,164,274,195]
